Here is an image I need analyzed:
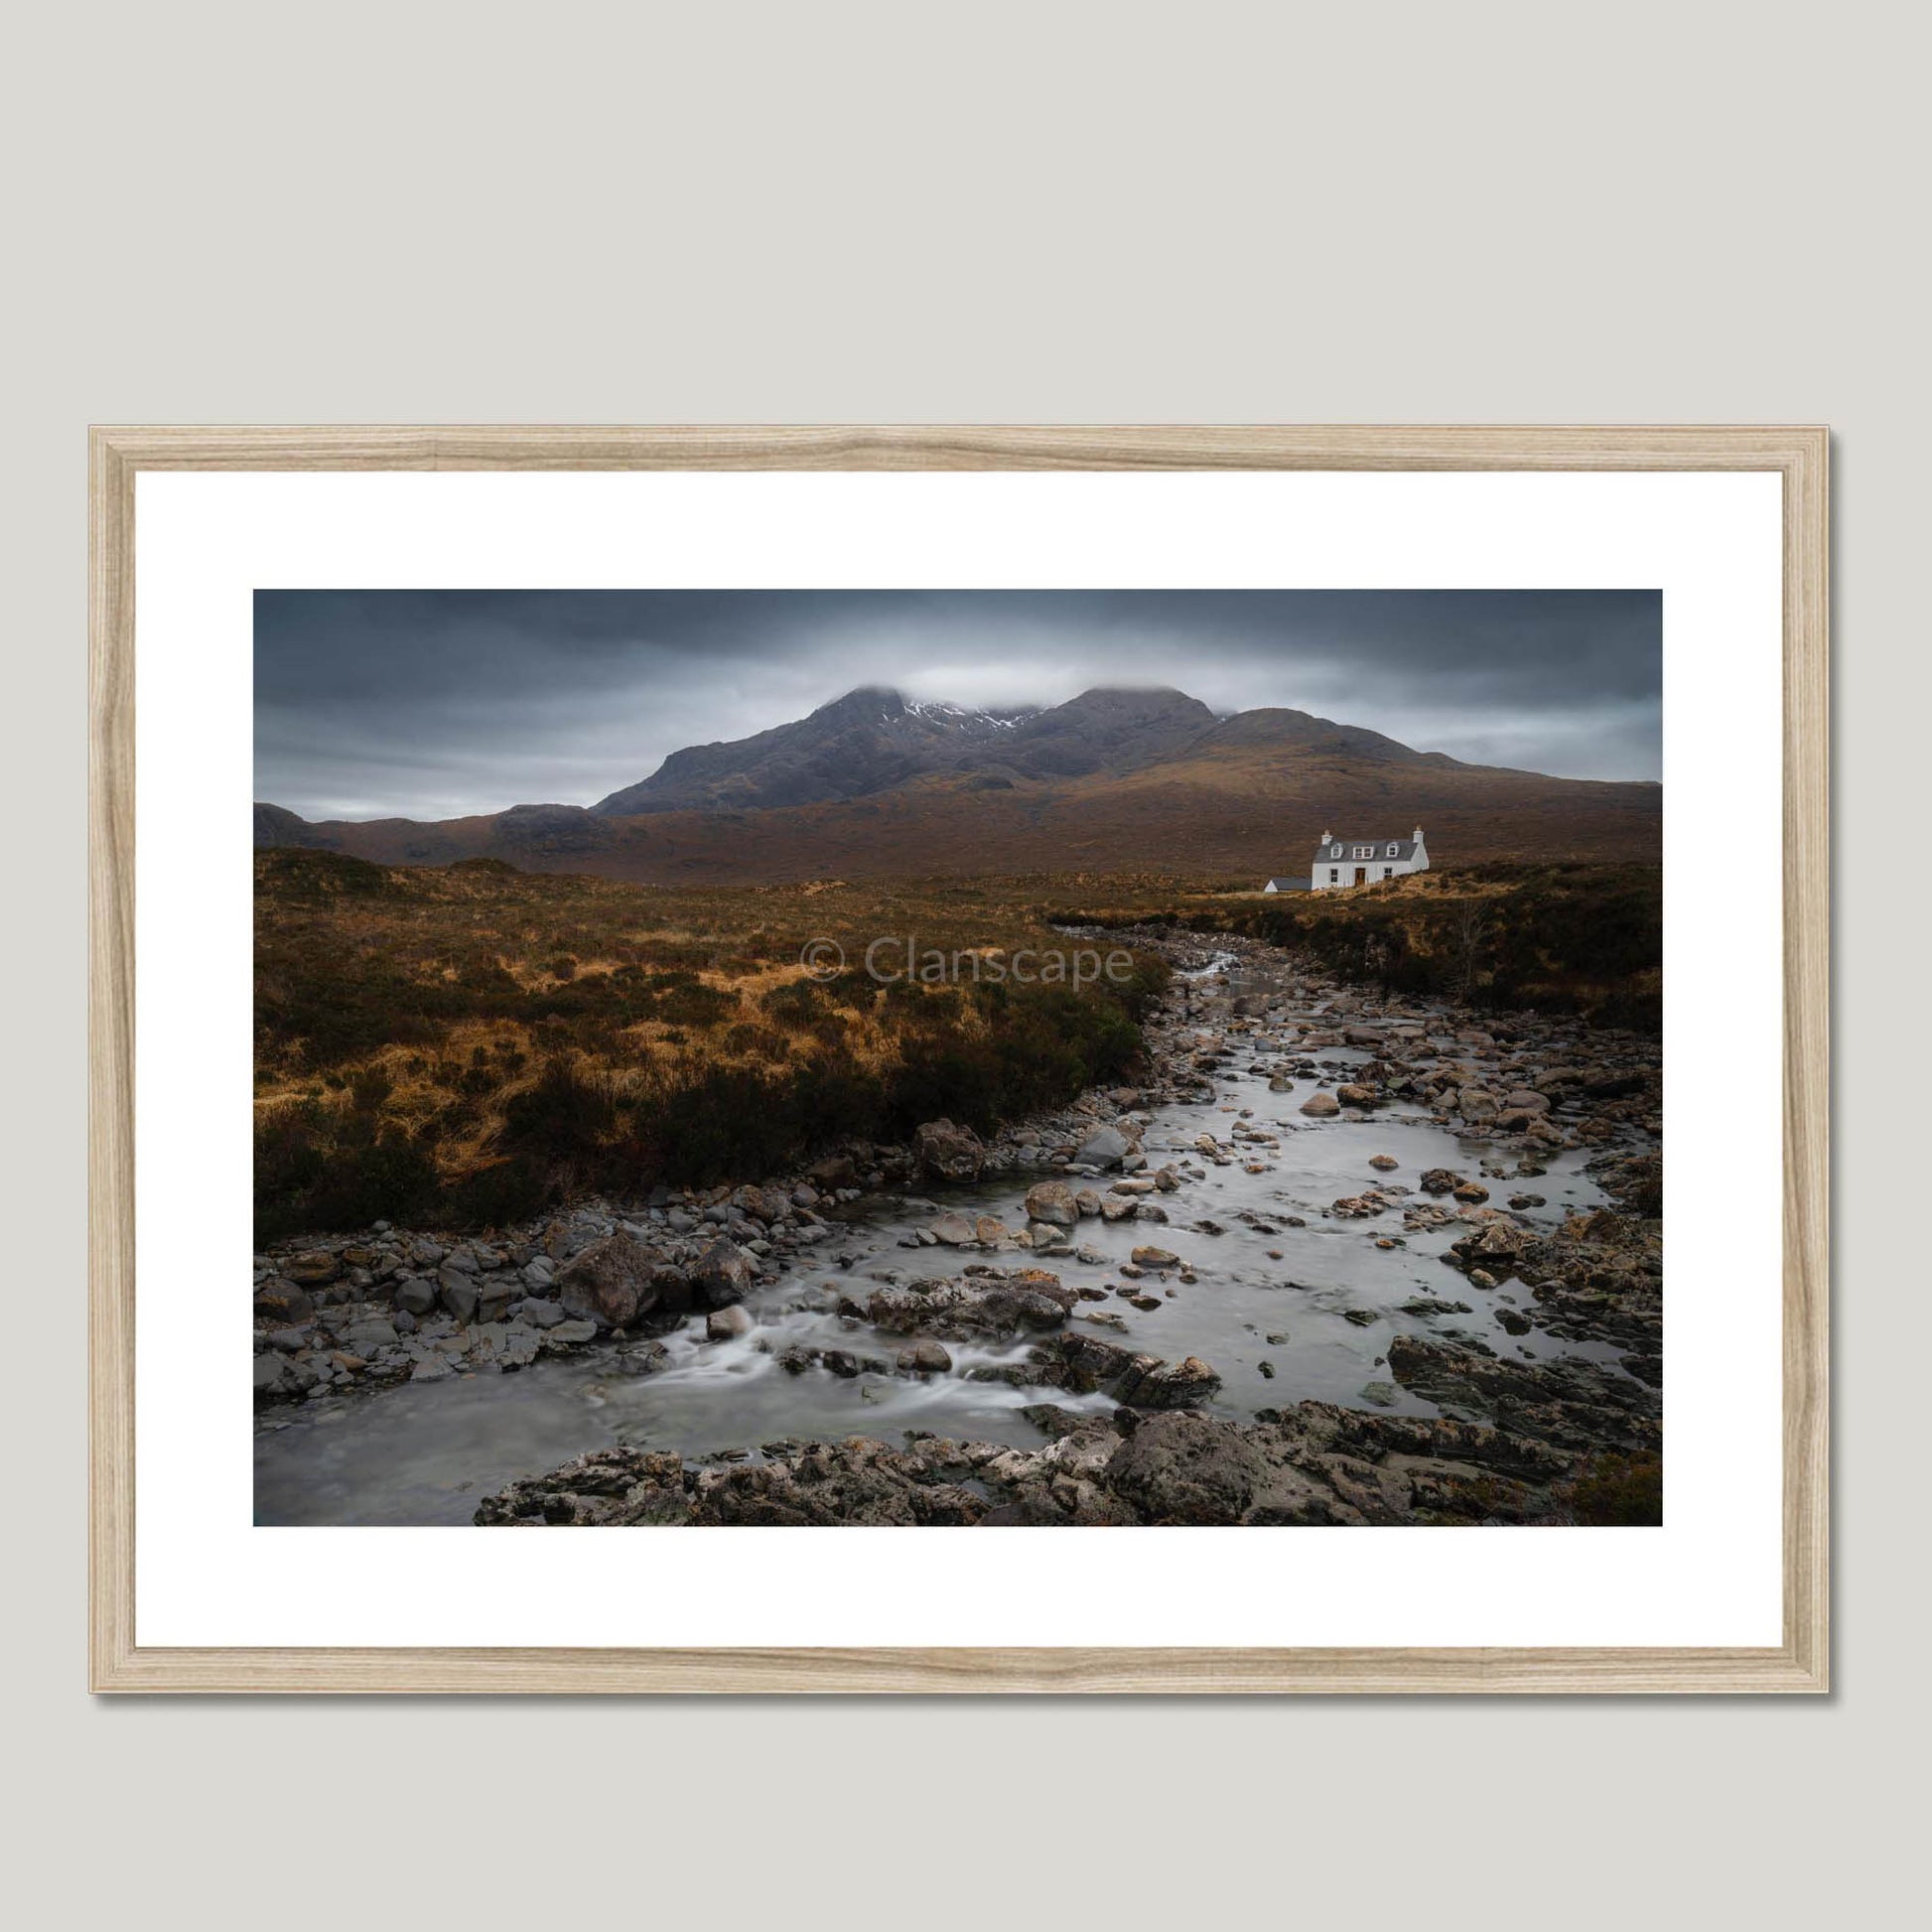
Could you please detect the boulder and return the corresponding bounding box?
[1024,1178,1079,1228]
[806,1153,860,1189]
[1130,1244,1179,1270]
[897,1339,952,1375]
[706,1305,755,1341]
[1104,1412,1270,1523]
[391,1276,436,1316]
[1125,1355,1222,1408]
[436,1266,480,1323]
[913,1118,985,1183]
[734,1184,794,1225]
[253,1280,313,1323]
[555,1232,666,1328]
[1300,1091,1339,1117]
[1072,1125,1131,1171]
[280,1250,341,1285]
[690,1238,758,1309]
[929,1211,978,1246]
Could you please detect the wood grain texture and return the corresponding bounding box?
[88,424,1830,1695]
[89,430,136,1700]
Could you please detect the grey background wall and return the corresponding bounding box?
[5,2,1916,1921]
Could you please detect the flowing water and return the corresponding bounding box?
[254,955,1629,1525]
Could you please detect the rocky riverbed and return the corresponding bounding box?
[253,932,1664,1526]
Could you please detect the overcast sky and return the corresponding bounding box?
[256,589,1662,821]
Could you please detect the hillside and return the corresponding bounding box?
[257,682,1661,882]
[252,849,1168,1239]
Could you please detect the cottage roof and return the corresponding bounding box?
[1313,834,1422,861]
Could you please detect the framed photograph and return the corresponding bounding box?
[90,425,1827,1693]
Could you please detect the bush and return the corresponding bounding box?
[254,851,1177,1237]
[253,1100,439,1245]
[497,1057,616,1160]
[1568,1452,1664,1526]
[1064,869,1655,1030]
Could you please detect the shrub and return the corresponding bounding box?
[253,1100,439,1245]
[497,1057,616,1160]
[1568,1452,1664,1526]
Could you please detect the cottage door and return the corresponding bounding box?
[1353,866,1367,887]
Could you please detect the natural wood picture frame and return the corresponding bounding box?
[89,425,1829,1694]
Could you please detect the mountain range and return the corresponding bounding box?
[254,684,1661,882]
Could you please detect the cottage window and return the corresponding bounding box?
[1353,845,1372,859]
[1328,868,1339,884]
[1328,844,1342,859]
[1383,867,1394,879]
[1387,843,1399,857]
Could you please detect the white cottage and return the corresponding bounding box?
[1310,825,1429,892]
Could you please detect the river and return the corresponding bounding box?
[254,951,1633,1525]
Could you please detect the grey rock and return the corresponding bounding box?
[496,1326,541,1368]
[1024,1178,1079,1228]
[690,1238,757,1309]
[253,1281,314,1323]
[1072,1125,1131,1171]
[913,1117,985,1183]
[392,1276,436,1316]
[555,1232,668,1328]
[706,1305,755,1341]
[436,1266,480,1323]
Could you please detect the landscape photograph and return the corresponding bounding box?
[252,588,1664,1529]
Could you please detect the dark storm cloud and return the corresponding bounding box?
[255,589,1662,821]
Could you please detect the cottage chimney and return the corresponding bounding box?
[1318,827,1332,844]
[1413,825,1424,842]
